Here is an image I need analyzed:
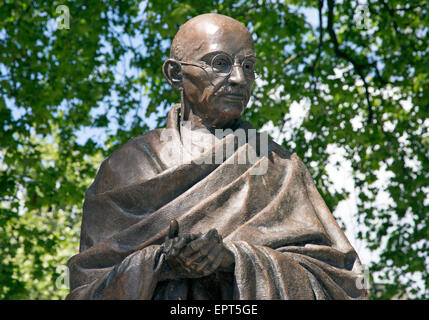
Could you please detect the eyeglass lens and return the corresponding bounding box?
[211,54,260,79]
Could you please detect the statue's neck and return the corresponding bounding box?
[180,100,241,135]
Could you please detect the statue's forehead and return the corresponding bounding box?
[176,20,254,60]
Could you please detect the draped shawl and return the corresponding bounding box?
[66,104,368,300]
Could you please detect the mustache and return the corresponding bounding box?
[198,81,249,105]
[214,85,248,97]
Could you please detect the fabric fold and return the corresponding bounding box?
[67,104,368,300]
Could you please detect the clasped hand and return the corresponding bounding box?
[161,220,232,279]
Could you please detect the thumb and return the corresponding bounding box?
[168,219,179,239]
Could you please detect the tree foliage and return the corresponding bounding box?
[0,0,427,299]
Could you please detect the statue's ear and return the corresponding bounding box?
[162,59,183,90]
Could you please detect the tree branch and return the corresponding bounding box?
[309,0,325,99]
[327,0,373,125]
[310,0,324,74]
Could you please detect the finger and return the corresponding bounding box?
[182,238,221,267]
[164,239,174,253]
[208,247,225,271]
[190,233,200,241]
[218,234,223,243]
[168,219,179,239]
[170,238,180,256]
[206,243,223,264]
[195,257,211,273]
[173,235,194,252]
[174,233,199,249]
[181,235,219,257]
[204,229,219,241]
[181,240,201,257]
[183,249,206,267]
[207,229,223,245]
[195,245,224,273]
[168,234,200,258]
[173,237,187,251]
[180,229,220,257]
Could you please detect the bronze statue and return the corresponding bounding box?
[66,13,368,300]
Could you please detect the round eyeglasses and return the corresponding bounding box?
[179,53,261,81]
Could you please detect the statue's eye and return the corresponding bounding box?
[242,60,255,73]
[212,55,231,74]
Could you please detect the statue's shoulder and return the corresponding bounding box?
[264,134,310,172]
[88,128,165,195]
[240,119,299,165]
[239,120,294,160]
[267,138,311,175]
[268,138,294,160]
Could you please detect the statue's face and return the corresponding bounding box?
[180,21,255,126]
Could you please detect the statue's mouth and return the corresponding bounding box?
[222,93,245,101]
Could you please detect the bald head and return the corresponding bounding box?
[171,13,254,62]
[164,14,256,128]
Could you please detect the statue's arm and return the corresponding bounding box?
[67,231,224,299]
[67,244,165,300]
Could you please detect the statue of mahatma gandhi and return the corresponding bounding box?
[66,13,368,300]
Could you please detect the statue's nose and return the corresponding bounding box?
[228,64,247,85]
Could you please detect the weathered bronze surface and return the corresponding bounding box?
[66,13,368,300]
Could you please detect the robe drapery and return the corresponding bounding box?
[66,104,368,300]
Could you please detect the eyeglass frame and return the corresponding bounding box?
[176,52,261,83]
